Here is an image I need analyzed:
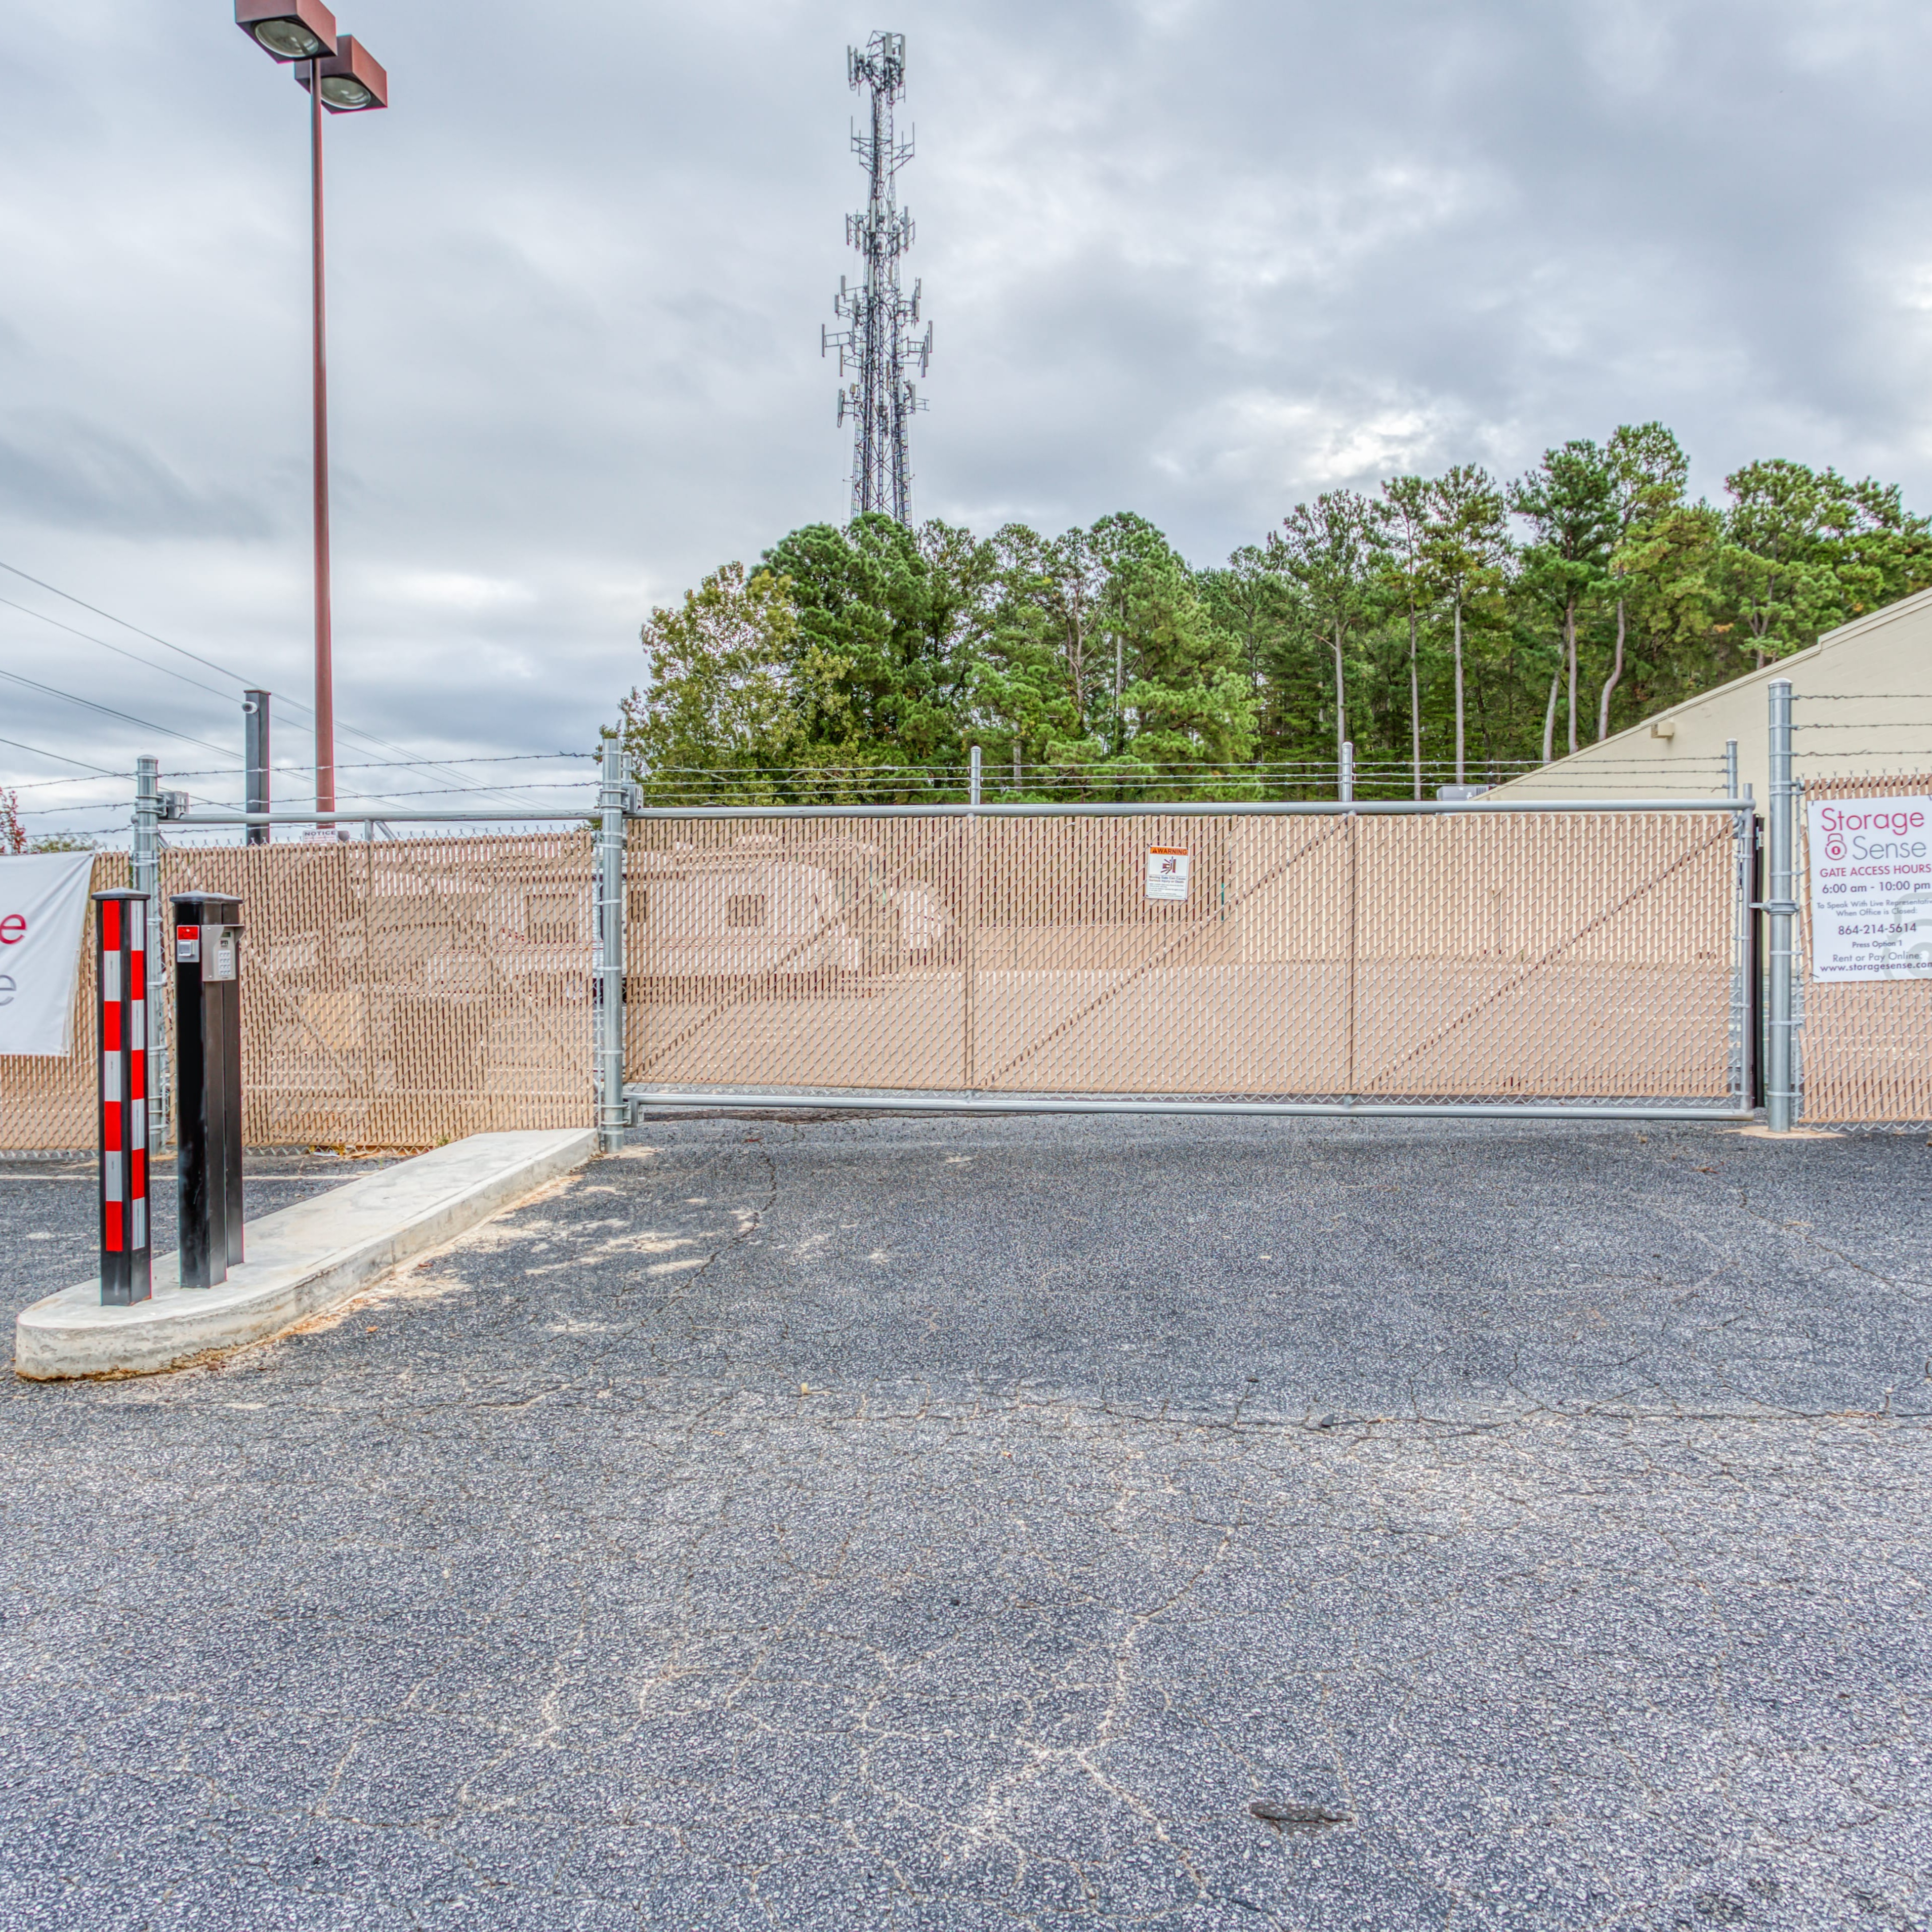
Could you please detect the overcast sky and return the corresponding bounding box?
[3,0,1930,832]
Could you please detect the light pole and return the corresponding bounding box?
[234,3,387,816]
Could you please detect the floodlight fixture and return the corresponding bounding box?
[298,36,388,113]
[234,0,338,63]
[232,1,389,814]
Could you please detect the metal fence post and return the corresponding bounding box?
[1766,680,1796,1130]
[132,757,169,1151]
[596,736,628,1154]
[1733,785,1756,1113]
[1725,738,1739,799]
[964,744,980,1089]
[1339,741,1355,804]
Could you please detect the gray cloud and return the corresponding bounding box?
[0,411,273,539]
[2,0,1929,829]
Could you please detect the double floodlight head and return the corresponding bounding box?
[299,37,388,112]
[236,0,335,62]
[235,1,387,112]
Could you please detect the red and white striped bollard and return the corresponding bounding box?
[94,890,151,1307]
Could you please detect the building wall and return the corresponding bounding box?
[1489,585,1932,804]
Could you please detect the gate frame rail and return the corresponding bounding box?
[77,785,1766,1144]
[621,794,1759,1125]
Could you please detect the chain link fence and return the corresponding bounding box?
[2,832,594,1152]
[625,806,1751,1110]
[1,852,129,1153]
[1796,770,1932,1124]
[0,797,1773,1150]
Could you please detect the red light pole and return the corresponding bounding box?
[235,4,387,816]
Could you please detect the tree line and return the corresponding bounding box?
[620,423,1932,802]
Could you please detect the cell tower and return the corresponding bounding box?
[823,31,932,524]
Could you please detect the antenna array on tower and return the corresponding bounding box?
[822,30,932,525]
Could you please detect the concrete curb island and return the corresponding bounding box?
[14,1128,597,1380]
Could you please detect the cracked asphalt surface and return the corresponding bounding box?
[2,1115,1928,1929]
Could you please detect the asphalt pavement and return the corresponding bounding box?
[1,1114,1926,1929]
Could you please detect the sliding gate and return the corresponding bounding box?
[622,801,1754,1118]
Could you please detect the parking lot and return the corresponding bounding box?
[2,1114,1927,1929]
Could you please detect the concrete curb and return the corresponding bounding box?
[14,1128,597,1380]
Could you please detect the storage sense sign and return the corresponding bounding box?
[0,853,97,1056]
[1808,795,1932,983]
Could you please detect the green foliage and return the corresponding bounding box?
[620,561,805,803]
[1268,490,1388,763]
[0,787,97,854]
[761,514,987,791]
[617,423,1932,799]
[1715,460,1932,669]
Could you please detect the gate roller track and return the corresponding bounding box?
[624,1088,1754,1122]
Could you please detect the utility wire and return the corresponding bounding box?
[0,556,577,814]
[327,780,598,801]
[0,558,259,689]
[0,736,130,780]
[0,665,232,757]
[0,597,240,705]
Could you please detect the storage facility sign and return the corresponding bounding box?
[0,853,96,1056]
[1808,795,1932,982]
[1146,846,1190,902]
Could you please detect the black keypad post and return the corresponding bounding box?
[171,893,244,1289]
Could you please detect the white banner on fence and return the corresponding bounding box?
[1808,795,1932,982]
[0,853,96,1056]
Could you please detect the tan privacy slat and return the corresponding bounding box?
[160,832,596,1147]
[5,809,1748,1153]
[1799,772,1932,1124]
[626,811,1741,1103]
[3,833,594,1152]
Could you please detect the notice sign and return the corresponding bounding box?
[1146,846,1190,902]
[1808,795,1932,982]
[0,852,96,1056]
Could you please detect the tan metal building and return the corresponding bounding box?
[1489,586,1932,803]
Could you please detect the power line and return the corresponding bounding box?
[320,722,577,815]
[0,558,262,688]
[0,736,130,781]
[0,557,577,815]
[329,751,596,768]
[0,597,240,705]
[0,664,232,757]
[333,780,598,801]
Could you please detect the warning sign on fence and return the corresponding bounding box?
[1146,846,1190,902]
[0,853,95,1056]
[1808,795,1932,982]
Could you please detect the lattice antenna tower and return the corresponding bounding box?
[822,30,932,524]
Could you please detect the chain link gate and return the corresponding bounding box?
[0,793,1756,1152]
[621,801,1755,1120]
